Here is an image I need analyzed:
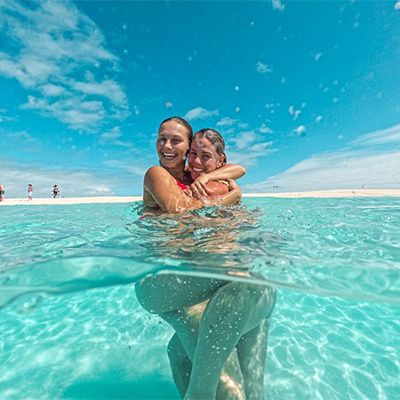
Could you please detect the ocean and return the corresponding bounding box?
[1,198,399,399]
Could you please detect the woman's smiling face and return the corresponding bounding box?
[156,120,190,169]
[188,136,225,179]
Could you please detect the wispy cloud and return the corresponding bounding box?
[256,62,272,73]
[272,0,285,11]
[21,95,107,130]
[71,73,127,106]
[216,117,238,127]
[0,0,129,131]
[100,127,122,142]
[288,105,301,121]
[245,149,400,192]
[6,130,35,142]
[227,140,276,167]
[293,125,306,136]
[314,52,323,61]
[352,124,400,146]
[231,130,257,150]
[184,107,219,121]
[245,123,400,192]
[99,127,133,148]
[215,116,277,167]
[0,108,15,122]
[258,123,273,134]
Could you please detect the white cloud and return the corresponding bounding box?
[272,0,285,11]
[314,52,323,61]
[40,83,66,97]
[216,117,238,127]
[288,105,301,120]
[100,127,122,142]
[71,78,127,106]
[232,130,257,150]
[99,127,133,148]
[245,123,400,192]
[6,130,35,142]
[395,2,400,10]
[220,127,236,135]
[225,126,276,166]
[184,107,219,121]
[352,124,400,146]
[0,0,129,131]
[0,108,15,123]
[293,125,306,136]
[258,123,273,134]
[227,141,276,167]
[206,117,278,167]
[315,115,323,123]
[244,149,400,192]
[256,62,272,73]
[21,95,106,130]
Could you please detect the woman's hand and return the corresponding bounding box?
[190,174,212,198]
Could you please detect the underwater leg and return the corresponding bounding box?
[184,283,276,400]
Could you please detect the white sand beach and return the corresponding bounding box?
[243,189,400,198]
[1,189,400,206]
[0,196,142,206]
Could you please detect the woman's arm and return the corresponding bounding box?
[198,180,241,207]
[143,187,158,208]
[216,179,242,206]
[190,164,246,197]
[144,166,204,213]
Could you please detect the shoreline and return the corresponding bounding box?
[1,189,400,206]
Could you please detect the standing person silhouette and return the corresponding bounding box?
[27,184,33,201]
[52,185,60,198]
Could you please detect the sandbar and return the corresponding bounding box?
[0,189,399,206]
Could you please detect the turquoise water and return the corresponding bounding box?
[1,198,399,399]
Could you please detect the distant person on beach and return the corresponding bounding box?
[0,184,4,201]
[52,185,60,198]
[27,184,33,200]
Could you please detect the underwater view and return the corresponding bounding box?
[1,198,399,399]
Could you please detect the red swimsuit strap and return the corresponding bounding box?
[175,178,189,191]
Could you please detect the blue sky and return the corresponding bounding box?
[1,0,400,197]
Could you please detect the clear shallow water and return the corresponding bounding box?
[1,198,399,399]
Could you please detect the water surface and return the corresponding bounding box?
[1,198,399,399]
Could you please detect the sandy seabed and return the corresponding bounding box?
[1,189,400,206]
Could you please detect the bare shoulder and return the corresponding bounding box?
[145,165,167,176]
[145,166,174,181]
